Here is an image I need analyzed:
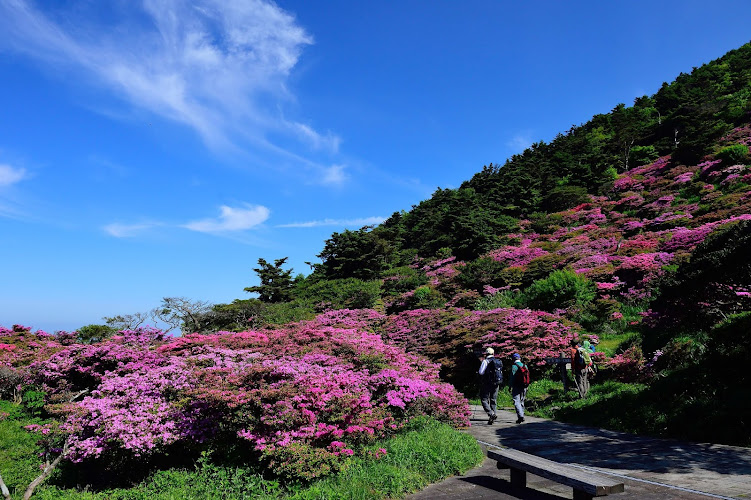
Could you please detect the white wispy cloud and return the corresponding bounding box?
[287,121,341,153]
[182,204,270,233]
[0,1,342,172]
[103,222,162,238]
[278,216,385,228]
[319,164,348,186]
[0,164,27,186]
[507,132,534,153]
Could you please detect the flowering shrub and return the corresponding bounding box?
[373,307,583,390]
[604,345,653,383]
[4,322,470,482]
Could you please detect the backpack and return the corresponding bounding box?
[514,361,531,388]
[485,358,503,385]
[581,348,592,366]
[574,347,587,367]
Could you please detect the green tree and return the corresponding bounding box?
[316,227,390,280]
[75,324,118,344]
[244,257,295,303]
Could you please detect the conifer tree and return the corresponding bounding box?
[245,257,294,303]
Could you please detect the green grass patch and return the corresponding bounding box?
[291,417,482,499]
[0,400,50,497]
[6,412,482,500]
[596,331,639,357]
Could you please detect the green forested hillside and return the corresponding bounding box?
[185,42,751,446]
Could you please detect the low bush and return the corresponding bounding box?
[518,270,596,312]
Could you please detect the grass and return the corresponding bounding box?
[0,400,51,497]
[1,406,483,500]
[289,417,483,499]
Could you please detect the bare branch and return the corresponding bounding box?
[103,312,148,331]
[22,440,70,500]
[0,470,11,500]
[69,389,89,402]
[152,297,213,334]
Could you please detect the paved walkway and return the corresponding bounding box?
[408,406,751,499]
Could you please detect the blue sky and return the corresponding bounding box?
[1,0,751,333]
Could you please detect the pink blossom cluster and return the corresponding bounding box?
[4,322,469,479]
[488,244,549,268]
[376,308,581,367]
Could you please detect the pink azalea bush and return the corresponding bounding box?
[5,322,469,481]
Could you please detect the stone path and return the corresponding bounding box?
[408,406,751,499]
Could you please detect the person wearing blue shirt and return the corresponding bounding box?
[509,353,528,424]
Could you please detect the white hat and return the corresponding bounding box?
[483,347,494,355]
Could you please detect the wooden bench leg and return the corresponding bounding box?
[510,468,526,489]
[573,489,593,500]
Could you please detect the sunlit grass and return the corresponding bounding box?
[8,413,482,500]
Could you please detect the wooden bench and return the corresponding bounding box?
[488,448,625,500]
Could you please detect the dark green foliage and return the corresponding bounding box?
[457,257,507,292]
[712,312,751,366]
[541,185,590,212]
[201,299,267,331]
[381,267,428,296]
[294,277,382,310]
[518,270,596,312]
[22,390,46,416]
[387,286,445,314]
[646,220,751,342]
[193,299,315,331]
[629,145,660,167]
[316,227,393,280]
[716,143,749,165]
[397,187,517,260]
[244,257,294,303]
[75,324,118,344]
[522,253,565,286]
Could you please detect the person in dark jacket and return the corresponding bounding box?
[478,347,502,424]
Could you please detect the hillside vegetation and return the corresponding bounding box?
[3,42,751,497]
[198,42,751,444]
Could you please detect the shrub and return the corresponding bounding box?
[712,312,751,365]
[0,366,21,399]
[542,185,590,212]
[716,144,749,165]
[457,257,507,292]
[381,267,428,296]
[474,290,519,311]
[295,278,382,310]
[3,324,470,486]
[518,270,596,312]
[645,219,751,339]
[522,253,565,285]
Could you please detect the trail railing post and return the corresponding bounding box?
[560,352,568,392]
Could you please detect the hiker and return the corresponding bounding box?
[510,352,530,424]
[582,339,597,377]
[569,339,590,398]
[478,347,503,424]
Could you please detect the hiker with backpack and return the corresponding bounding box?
[582,339,597,377]
[478,347,503,424]
[569,338,590,398]
[510,352,530,424]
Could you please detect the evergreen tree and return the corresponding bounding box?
[245,257,294,303]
